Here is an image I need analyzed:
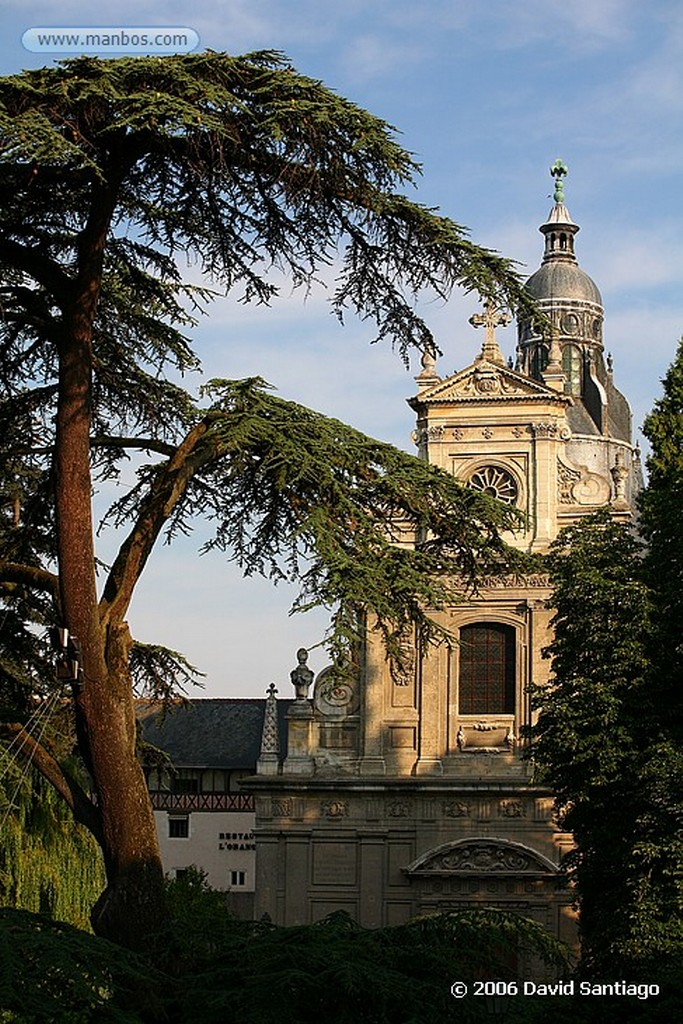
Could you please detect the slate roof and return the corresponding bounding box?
[136,698,292,769]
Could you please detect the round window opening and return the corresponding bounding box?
[467,465,518,505]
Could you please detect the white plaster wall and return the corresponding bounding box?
[154,810,256,892]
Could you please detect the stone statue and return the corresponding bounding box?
[291,647,314,701]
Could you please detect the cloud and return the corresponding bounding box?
[490,0,640,51]
[592,228,683,293]
[339,33,427,83]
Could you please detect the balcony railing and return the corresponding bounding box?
[149,791,255,812]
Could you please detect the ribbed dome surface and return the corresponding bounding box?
[525,260,602,306]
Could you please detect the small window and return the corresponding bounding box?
[168,816,189,839]
[562,344,582,396]
[530,344,548,381]
[171,772,200,794]
[459,623,515,715]
[230,870,246,887]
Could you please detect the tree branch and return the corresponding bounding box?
[90,435,176,457]
[99,415,220,626]
[0,239,73,303]
[0,561,59,597]
[0,722,103,845]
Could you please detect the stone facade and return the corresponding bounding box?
[246,175,641,943]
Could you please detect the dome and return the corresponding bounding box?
[525,260,602,306]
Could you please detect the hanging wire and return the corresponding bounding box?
[0,690,63,833]
[0,690,61,784]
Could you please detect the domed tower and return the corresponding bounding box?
[249,167,641,944]
[518,160,633,444]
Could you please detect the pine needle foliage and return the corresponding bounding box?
[155,878,572,1024]
[100,376,526,662]
[639,337,683,742]
[0,908,161,1023]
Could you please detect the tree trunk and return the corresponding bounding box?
[55,299,166,948]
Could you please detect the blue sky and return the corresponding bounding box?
[1,1,681,696]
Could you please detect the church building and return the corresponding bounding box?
[245,164,642,944]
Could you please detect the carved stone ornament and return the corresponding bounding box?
[499,799,525,818]
[412,841,546,874]
[558,457,611,506]
[271,798,293,817]
[452,367,523,399]
[314,666,359,718]
[467,465,518,505]
[557,458,581,503]
[442,800,470,818]
[474,572,551,589]
[387,799,410,818]
[290,648,314,701]
[389,631,416,687]
[611,451,629,501]
[321,799,349,818]
[532,422,560,438]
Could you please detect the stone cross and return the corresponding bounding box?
[469,299,510,364]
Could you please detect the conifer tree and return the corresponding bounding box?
[639,338,683,741]
[0,52,530,946]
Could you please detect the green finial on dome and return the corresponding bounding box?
[550,159,569,204]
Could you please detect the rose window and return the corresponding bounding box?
[467,465,518,505]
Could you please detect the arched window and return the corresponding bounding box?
[530,343,548,381]
[458,623,515,715]
[562,344,582,396]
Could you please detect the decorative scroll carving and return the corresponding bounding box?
[557,459,581,503]
[452,367,524,398]
[414,841,544,874]
[321,799,349,818]
[573,473,611,505]
[314,666,359,718]
[558,457,611,506]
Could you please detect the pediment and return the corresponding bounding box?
[411,360,568,407]
[405,838,558,876]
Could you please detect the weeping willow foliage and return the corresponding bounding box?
[0,752,105,930]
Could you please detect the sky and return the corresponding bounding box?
[1,1,681,697]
